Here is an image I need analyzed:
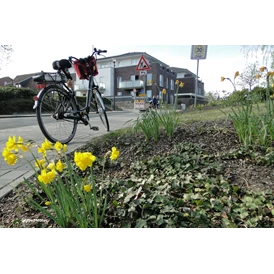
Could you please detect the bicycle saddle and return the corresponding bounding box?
[52,59,72,80]
[52,59,72,70]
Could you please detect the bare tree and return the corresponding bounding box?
[237,62,261,91]
[242,45,274,69]
[0,45,13,72]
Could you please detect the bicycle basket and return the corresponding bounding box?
[73,56,98,80]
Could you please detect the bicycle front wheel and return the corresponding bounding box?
[94,90,110,131]
[36,85,78,144]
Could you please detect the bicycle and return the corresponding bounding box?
[33,47,110,144]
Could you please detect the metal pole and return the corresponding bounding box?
[195,59,200,107]
[113,61,116,111]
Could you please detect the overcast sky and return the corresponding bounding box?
[0,45,266,94]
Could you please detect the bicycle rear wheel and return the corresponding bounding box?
[36,85,78,144]
[93,90,110,131]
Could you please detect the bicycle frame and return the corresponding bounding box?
[33,47,109,144]
[34,74,102,123]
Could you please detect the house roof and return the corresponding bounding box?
[0,76,13,86]
[98,52,170,67]
[13,73,41,84]
[12,72,76,83]
[169,67,196,77]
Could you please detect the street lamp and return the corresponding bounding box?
[113,59,116,111]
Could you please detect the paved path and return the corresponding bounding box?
[0,110,139,199]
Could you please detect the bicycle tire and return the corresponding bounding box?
[36,85,78,144]
[93,90,110,131]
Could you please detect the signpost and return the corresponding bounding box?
[134,55,151,110]
[191,45,208,106]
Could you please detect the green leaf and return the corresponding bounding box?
[135,219,147,228]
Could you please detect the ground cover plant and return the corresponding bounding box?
[1,100,274,227]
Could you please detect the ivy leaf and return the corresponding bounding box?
[135,219,147,228]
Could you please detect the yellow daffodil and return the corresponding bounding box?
[38,169,56,184]
[4,152,18,165]
[35,159,46,169]
[54,142,63,152]
[256,74,261,79]
[179,82,185,88]
[56,160,65,172]
[234,71,240,79]
[17,136,29,153]
[260,67,266,72]
[6,136,18,151]
[62,144,67,153]
[38,146,47,157]
[47,161,56,171]
[162,89,167,94]
[45,201,51,206]
[267,71,273,77]
[83,184,92,193]
[110,147,120,161]
[175,80,179,85]
[2,147,11,160]
[221,77,226,82]
[74,152,96,171]
[41,139,53,150]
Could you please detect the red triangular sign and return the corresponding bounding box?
[136,55,151,71]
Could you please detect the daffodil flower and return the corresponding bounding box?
[260,67,266,72]
[35,159,46,169]
[3,151,18,165]
[162,89,167,94]
[83,184,92,193]
[179,82,185,88]
[56,160,65,172]
[54,142,64,152]
[110,147,120,161]
[45,201,51,206]
[6,136,18,151]
[74,152,96,171]
[41,139,53,150]
[221,77,226,82]
[38,169,56,184]
[234,71,240,79]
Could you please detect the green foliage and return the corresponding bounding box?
[0,86,36,114]
[132,109,179,141]
[229,99,274,148]
[98,142,274,228]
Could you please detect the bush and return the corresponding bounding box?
[0,87,36,114]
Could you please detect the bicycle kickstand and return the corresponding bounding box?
[82,115,99,131]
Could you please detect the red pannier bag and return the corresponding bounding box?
[73,56,98,80]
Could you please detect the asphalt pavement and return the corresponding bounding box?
[0,110,140,200]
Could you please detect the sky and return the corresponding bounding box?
[0,45,266,95]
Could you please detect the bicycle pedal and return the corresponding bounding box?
[90,126,99,131]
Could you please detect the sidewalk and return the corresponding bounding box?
[0,110,139,200]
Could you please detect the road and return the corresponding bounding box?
[0,110,139,199]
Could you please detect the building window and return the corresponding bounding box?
[147,89,152,99]
[170,79,174,91]
[159,74,164,87]
[147,73,152,86]
[117,76,122,86]
[166,78,169,89]
[131,75,139,81]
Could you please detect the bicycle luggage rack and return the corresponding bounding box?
[33,72,67,84]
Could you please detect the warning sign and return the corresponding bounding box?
[134,98,145,109]
[136,55,151,71]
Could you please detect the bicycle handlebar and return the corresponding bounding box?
[69,47,107,62]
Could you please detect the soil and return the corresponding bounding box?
[1,119,274,228]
